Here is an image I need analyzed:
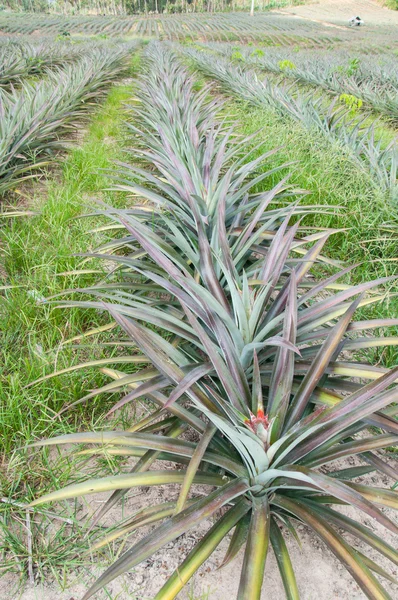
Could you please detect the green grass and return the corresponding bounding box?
[0,77,140,473]
[0,56,146,593]
[226,101,398,366]
[187,589,211,600]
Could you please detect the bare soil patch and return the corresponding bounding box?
[276,0,398,27]
[1,458,396,600]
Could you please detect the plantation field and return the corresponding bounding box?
[1,4,398,600]
[0,9,396,48]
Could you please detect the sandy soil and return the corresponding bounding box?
[276,0,398,27]
[1,460,397,600]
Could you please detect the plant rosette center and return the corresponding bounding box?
[245,409,272,449]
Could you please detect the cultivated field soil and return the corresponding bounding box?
[1,0,397,599]
[279,0,398,26]
[2,467,397,600]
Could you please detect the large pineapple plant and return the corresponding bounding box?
[29,44,398,600]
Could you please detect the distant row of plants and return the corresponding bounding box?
[0,10,342,46]
[29,43,398,600]
[0,42,139,197]
[0,36,94,86]
[217,44,398,121]
[185,47,398,203]
[0,11,139,36]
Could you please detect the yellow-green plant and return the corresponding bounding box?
[231,50,244,62]
[339,93,363,113]
[278,59,296,71]
[250,48,265,59]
